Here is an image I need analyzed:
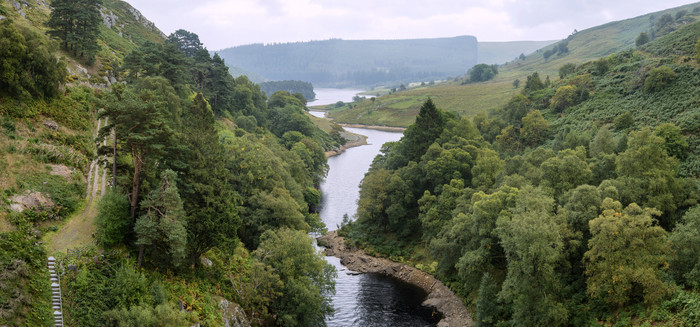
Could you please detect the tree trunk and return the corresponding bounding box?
[137,244,144,269]
[130,152,141,223]
[112,128,117,189]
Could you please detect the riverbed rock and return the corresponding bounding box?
[318,231,472,327]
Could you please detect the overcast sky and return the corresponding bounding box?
[124,0,699,50]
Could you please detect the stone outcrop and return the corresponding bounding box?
[318,231,472,327]
[9,190,55,213]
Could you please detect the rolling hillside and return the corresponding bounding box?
[326,2,700,127]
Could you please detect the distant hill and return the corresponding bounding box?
[215,36,479,88]
[478,41,556,64]
[327,2,700,127]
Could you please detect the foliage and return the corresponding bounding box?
[520,110,549,146]
[260,80,316,101]
[644,65,678,93]
[558,63,576,78]
[0,229,51,326]
[0,19,66,100]
[636,32,650,46]
[668,206,700,288]
[135,169,187,268]
[468,64,499,83]
[584,199,670,308]
[46,0,103,63]
[254,228,335,327]
[95,190,130,248]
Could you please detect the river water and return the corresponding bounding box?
[319,123,438,326]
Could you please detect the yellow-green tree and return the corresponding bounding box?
[584,199,670,308]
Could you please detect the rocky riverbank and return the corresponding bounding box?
[325,132,367,158]
[317,231,472,327]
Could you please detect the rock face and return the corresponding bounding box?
[9,190,55,213]
[318,231,472,327]
[99,8,118,29]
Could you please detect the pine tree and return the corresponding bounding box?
[179,93,239,267]
[135,169,187,268]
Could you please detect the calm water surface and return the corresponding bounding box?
[320,125,438,327]
[308,88,364,106]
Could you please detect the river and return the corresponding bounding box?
[318,112,438,324]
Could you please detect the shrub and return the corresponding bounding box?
[95,191,130,248]
[644,65,677,92]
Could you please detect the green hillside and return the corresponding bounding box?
[327,2,700,127]
[478,40,556,64]
[1,1,342,326]
[342,7,700,327]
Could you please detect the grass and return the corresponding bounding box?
[43,195,98,254]
[327,2,700,128]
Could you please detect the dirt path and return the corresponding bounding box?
[45,117,109,253]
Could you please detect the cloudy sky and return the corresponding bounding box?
[125,0,698,50]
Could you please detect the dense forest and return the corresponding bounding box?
[0,2,343,325]
[342,18,700,326]
[215,36,478,88]
[259,80,316,102]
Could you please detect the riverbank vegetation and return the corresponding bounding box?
[0,2,340,324]
[342,18,700,326]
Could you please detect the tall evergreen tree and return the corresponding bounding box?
[46,0,102,63]
[179,93,239,267]
[134,169,187,269]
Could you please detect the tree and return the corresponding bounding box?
[696,37,700,64]
[644,65,677,93]
[400,98,447,162]
[550,85,577,112]
[523,72,544,93]
[99,77,181,221]
[540,147,592,197]
[469,64,498,82]
[496,186,568,326]
[558,63,575,78]
[46,0,102,63]
[254,228,335,327]
[471,148,503,191]
[179,93,239,266]
[669,206,700,288]
[134,169,187,269]
[589,125,616,157]
[121,41,190,91]
[584,199,670,308]
[520,110,549,147]
[166,29,204,58]
[654,123,688,159]
[95,191,130,248]
[512,79,520,88]
[0,20,66,99]
[636,32,650,47]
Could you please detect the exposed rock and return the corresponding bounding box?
[99,8,118,29]
[9,190,55,213]
[0,15,5,21]
[200,257,213,267]
[18,9,25,18]
[49,164,73,178]
[219,299,250,327]
[43,119,58,130]
[21,0,30,8]
[67,264,77,273]
[12,1,20,10]
[126,4,166,38]
[318,231,472,327]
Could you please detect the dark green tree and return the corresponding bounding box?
[98,77,181,221]
[46,0,102,63]
[636,32,650,46]
[400,98,447,163]
[134,169,187,269]
[0,20,66,99]
[166,29,204,58]
[179,93,239,266]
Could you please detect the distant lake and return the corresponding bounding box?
[308,88,365,106]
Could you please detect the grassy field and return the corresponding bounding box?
[327,2,700,128]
